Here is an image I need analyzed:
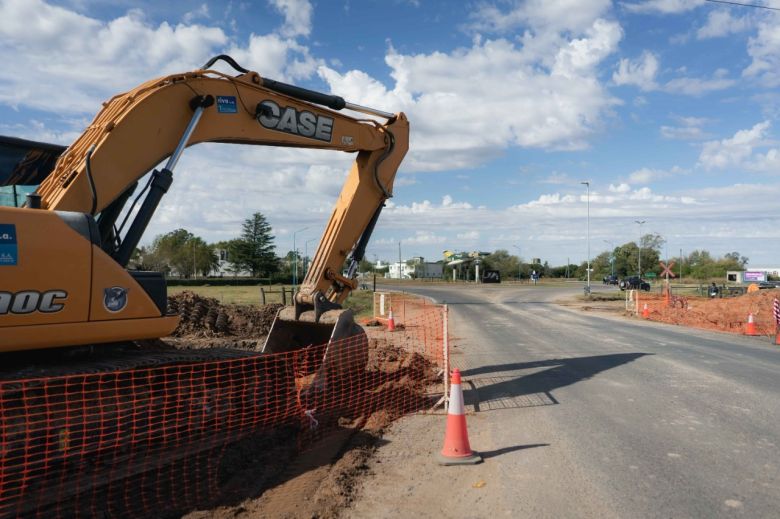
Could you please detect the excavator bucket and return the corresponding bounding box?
[262,306,368,387]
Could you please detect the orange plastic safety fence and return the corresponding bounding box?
[636,291,779,336]
[0,302,447,518]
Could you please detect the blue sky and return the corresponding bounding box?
[2,0,780,266]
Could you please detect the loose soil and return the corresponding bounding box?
[164,291,437,518]
[567,288,780,337]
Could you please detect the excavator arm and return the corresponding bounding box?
[1,55,408,352]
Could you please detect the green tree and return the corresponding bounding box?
[189,237,219,277]
[232,213,279,277]
[358,258,374,273]
[151,229,194,277]
[483,249,521,280]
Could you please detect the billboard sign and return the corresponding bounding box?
[744,271,766,282]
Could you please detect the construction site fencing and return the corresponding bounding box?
[628,288,780,337]
[0,300,448,518]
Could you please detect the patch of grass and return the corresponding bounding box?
[167,285,292,305]
[342,290,374,320]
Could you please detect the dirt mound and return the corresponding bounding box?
[185,339,438,518]
[647,290,780,335]
[168,291,282,339]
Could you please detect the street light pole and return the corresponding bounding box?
[635,220,645,277]
[292,226,308,294]
[581,181,591,292]
[513,245,522,281]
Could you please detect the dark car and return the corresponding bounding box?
[620,276,650,291]
[603,275,618,285]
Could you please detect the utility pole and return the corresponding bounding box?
[581,181,591,292]
[398,241,402,280]
[635,220,646,277]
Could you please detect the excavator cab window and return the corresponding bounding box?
[0,136,65,207]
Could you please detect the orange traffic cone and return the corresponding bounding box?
[745,313,758,336]
[642,303,649,319]
[438,369,481,465]
[387,307,396,332]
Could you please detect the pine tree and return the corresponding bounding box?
[234,212,278,277]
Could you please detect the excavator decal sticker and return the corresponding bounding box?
[216,96,237,113]
[257,100,333,142]
[0,223,17,266]
[0,290,67,314]
[103,287,128,313]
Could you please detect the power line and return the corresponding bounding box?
[705,0,780,11]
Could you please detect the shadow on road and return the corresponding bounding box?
[462,353,650,410]
[480,443,549,459]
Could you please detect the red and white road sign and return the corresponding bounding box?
[660,261,676,278]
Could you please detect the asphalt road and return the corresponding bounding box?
[349,283,780,518]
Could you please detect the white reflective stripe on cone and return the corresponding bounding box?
[449,383,464,415]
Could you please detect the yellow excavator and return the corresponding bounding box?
[0,55,408,368]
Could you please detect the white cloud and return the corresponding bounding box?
[697,10,752,40]
[660,116,710,140]
[622,0,705,15]
[699,121,771,170]
[613,52,734,95]
[613,51,659,90]
[320,17,623,171]
[457,230,480,240]
[609,182,631,193]
[268,0,313,38]
[182,3,210,24]
[0,0,319,115]
[744,13,780,87]
[627,166,684,184]
[663,75,735,96]
[469,0,612,34]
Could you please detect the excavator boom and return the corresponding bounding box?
[0,55,409,353]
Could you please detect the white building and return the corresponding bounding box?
[384,257,442,279]
[210,248,252,277]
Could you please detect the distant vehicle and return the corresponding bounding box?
[620,276,650,291]
[758,281,780,289]
[603,275,618,285]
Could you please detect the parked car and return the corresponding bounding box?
[603,275,618,285]
[619,276,650,291]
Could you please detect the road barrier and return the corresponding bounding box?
[0,298,449,518]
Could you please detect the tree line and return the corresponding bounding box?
[481,233,749,281]
[132,212,281,278]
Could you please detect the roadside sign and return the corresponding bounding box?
[744,271,766,282]
[659,261,676,278]
[645,272,657,278]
